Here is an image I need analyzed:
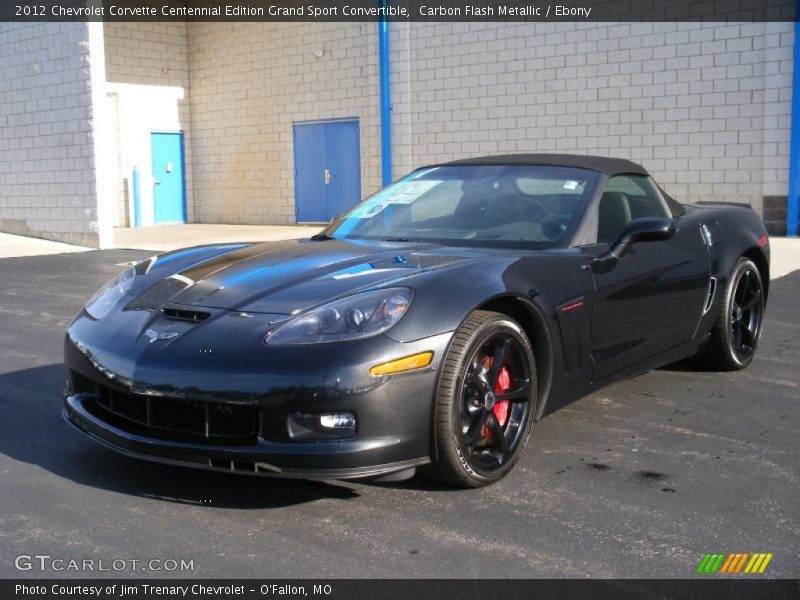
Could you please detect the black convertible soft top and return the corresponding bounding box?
[436,154,649,176]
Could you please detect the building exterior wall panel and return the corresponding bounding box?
[0,22,100,247]
[389,22,793,214]
[0,21,793,239]
[187,22,381,225]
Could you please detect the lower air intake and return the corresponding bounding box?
[78,375,257,445]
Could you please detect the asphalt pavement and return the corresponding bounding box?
[0,249,797,578]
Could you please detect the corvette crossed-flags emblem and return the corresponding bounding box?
[144,329,179,344]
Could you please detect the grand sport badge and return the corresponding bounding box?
[144,329,179,344]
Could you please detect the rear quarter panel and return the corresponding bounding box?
[683,202,770,340]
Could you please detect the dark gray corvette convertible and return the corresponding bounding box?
[64,154,769,487]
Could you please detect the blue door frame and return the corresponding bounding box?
[293,118,361,223]
[378,2,392,186]
[150,131,187,224]
[788,14,800,237]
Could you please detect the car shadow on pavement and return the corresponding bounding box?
[0,364,361,508]
[658,359,705,372]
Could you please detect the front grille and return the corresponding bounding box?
[96,386,142,423]
[149,396,206,434]
[208,403,256,436]
[75,373,258,445]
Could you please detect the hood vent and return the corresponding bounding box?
[162,308,211,323]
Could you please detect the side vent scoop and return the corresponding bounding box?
[703,277,717,315]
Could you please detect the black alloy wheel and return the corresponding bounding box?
[459,332,532,470]
[729,267,764,363]
[425,310,537,487]
[691,257,765,371]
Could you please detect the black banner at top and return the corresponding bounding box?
[0,0,796,22]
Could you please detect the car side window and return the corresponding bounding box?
[596,174,670,244]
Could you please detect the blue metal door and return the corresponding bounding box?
[294,124,328,223]
[151,132,186,224]
[294,120,361,223]
[325,121,362,219]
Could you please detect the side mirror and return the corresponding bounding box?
[592,217,675,273]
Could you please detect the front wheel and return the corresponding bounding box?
[424,310,537,487]
[691,257,765,371]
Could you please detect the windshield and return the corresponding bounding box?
[323,165,600,248]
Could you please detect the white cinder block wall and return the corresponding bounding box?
[390,22,794,213]
[0,22,793,241]
[187,22,382,225]
[0,23,101,247]
[182,21,793,226]
[103,22,192,227]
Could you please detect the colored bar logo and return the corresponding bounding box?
[696,553,773,574]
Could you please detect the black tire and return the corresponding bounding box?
[424,310,537,487]
[691,257,765,371]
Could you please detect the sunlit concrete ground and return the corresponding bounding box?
[0,232,92,259]
[113,223,321,252]
[2,226,800,278]
[770,237,800,278]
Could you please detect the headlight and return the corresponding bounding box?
[84,267,136,319]
[265,288,413,345]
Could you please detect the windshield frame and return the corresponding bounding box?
[321,164,602,250]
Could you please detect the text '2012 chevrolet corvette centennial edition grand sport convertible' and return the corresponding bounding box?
[64,155,769,487]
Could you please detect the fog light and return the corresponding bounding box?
[320,413,355,429]
[288,412,357,440]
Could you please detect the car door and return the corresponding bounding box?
[584,174,710,381]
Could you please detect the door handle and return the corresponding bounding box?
[153,179,161,186]
[324,169,333,185]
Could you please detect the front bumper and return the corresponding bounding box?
[63,394,429,479]
[63,311,453,480]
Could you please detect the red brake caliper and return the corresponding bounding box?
[481,357,511,440]
[494,366,511,427]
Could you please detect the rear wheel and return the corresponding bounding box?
[692,257,764,371]
[425,310,536,487]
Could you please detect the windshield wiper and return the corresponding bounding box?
[382,237,416,243]
[310,233,334,241]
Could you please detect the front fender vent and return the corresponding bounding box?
[162,308,210,323]
[703,277,717,315]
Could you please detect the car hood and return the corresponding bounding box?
[138,239,503,314]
